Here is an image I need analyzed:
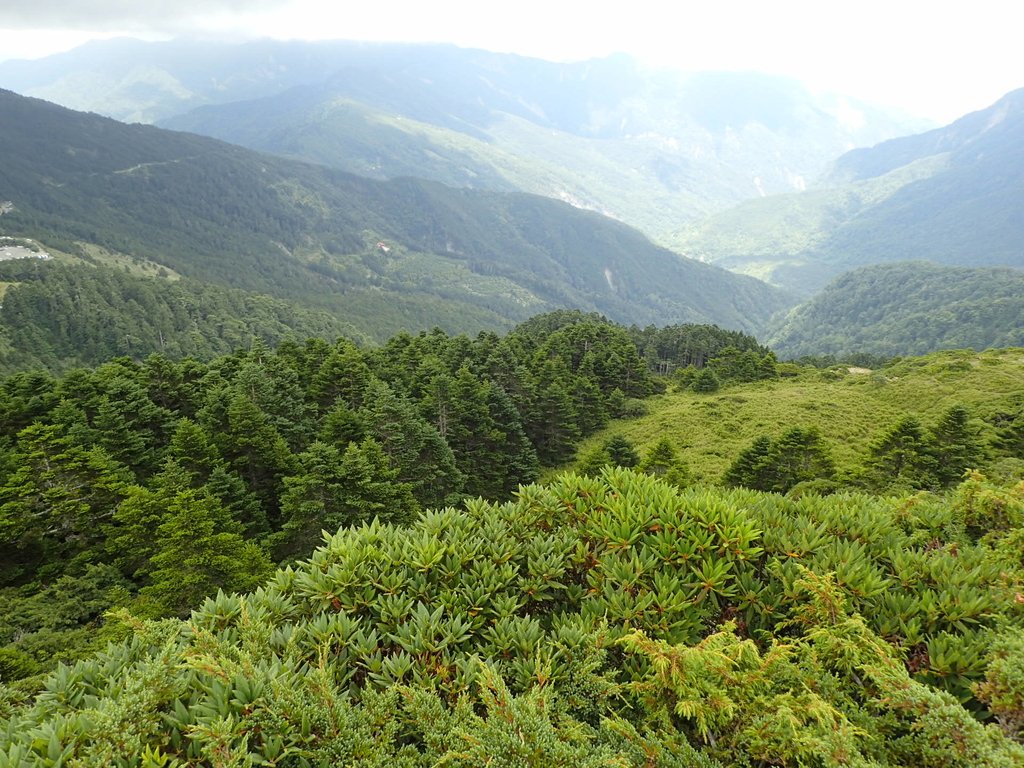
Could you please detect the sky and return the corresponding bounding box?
[0,0,1020,124]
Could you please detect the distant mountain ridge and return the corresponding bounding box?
[766,261,1024,358]
[0,39,926,244]
[0,88,794,342]
[676,88,1024,292]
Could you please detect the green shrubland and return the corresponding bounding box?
[0,314,1021,764]
[1,468,1021,765]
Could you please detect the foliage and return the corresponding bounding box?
[0,262,361,374]
[0,312,654,676]
[723,426,835,494]
[629,323,771,374]
[0,469,1021,765]
[975,628,1024,742]
[861,416,940,491]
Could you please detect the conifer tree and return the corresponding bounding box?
[234,357,313,450]
[995,405,1024,459]
[208,391,297,526]
[307,340,372,412]
[722,436,774,491]
[360,379,463,508]
[723,429,834,494]
[93,374,174,477]
[0,423,132,576]
[931,405,981,486]
[168,417,267,535]
[527,358,580,465]
[318,400,365,447]
[279,439,418,557]
[106,460,193,580]
[603,435,640,468]
[576,443,612,476]
[443,367,536,498]
[140,488,272,617]
[863,416,939,491]
[692,368,720,393]
[769,426,835,493]
[639,437,691,487]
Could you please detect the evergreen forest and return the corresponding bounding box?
[1,312,1022,766]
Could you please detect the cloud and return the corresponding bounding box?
[0,0,286,31]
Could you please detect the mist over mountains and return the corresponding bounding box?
[676,88,1024,294]
[0,39,927,245]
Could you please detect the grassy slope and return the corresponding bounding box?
[571,348,1024,483]
[669,155,951,291]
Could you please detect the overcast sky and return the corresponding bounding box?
[0,0,1019,124]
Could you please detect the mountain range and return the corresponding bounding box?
[2,39,1023,361]
[0,87,793,357]
[676,88,1024,293]
[0,39,926,245]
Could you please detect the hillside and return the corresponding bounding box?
[0,88,794,339]
[575,347,1024,484]
[675,88,1024,292]
[0,260,372,373]
[0,39,926,243]
[766,261,1024,359]
[1,315,1022,764]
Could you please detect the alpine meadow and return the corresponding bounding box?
[0,26,1022,768]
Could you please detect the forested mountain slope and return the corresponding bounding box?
[675,88,1024,291]
[0,39,925,243]
[0,261,370,373]
[0,88,794,338]
[766,261,1024,358]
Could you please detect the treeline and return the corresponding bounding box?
[722,405,988,495]
[629,322,771,372]
[0,260,774,376]
[0,262,364,373]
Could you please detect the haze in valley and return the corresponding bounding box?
[1,0,1020,124]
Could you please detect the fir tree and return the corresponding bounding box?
[638,437,691,487]
[931,405,981,486]
[527,358,580,465]
[0,423,132,576]
[168,417,267,535]
[722,436,774,491]
[140,488,272,617]
[692,368,720,393]
[576,444,612,476]
[603,435,640,468]
[278,438,418,557]
[769,426,835,493]
[862,416,939,491]
[360,379,463,508]
[308,340,373,412]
